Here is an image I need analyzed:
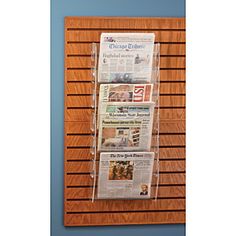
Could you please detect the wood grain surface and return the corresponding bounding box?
[64,16,186,226]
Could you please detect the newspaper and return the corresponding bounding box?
[97,152,154,199]
[97,102,155,151]
[99,83,153,103]
[97,83,153,124]
[98,33,155,83]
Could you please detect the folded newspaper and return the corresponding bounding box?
[99,83,153,103]
[97,83,153,124]
[98,33,155,83]
[98,102,155,151]
[97,152,154,199]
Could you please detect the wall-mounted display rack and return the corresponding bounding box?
[89,41,161,202]
[64,16,186,226]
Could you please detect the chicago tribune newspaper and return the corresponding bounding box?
[97,152,154,199]
[97,102,155,151]
[98,33,155,83]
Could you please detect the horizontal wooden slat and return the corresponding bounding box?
[65,185,185,199]
[65,17,186,30]
[65,108,185,122]
[159,108,185,120]
[65,160,185,173]
[65,147,185,160]
[65,199,185,212]
[66,96,92,108]
[65,69,186,82]
[159,147,185,159]
[65,120,185,134]
[64,211,185,226]
[65,173,185,187]
[65,82,185,95]
[65,135,94,147]
[65,134,185,147]
[160,82,185,94]
[66,43,186,56]
[158,134,185,146]
[66,82,93,94]
[66,95,185,108]
[159,118,184,134]
[66,30,185,43]
[65,108,93,121]
[65,122,92,134]
[66,56,185,69]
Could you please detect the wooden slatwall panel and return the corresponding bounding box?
[64,17,186,226]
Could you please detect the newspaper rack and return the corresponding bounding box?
[89,42,160,202]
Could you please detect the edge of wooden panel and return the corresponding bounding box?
[65,16,186,30]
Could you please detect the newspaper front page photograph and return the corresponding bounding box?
[99,83,153,103]
[98,102,155,151]
[97,152,154,199]
[97,83,153,124]
[98,33,155,83]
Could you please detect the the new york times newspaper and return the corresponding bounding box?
[98,33,155,83]
[97,152,154,199]
[97,102,155,152]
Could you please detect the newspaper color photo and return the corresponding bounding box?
[97,83,154,124]
[97,152,154,199]
[99,83,153,103]
[98,33,155,83]
[97,102,155,151]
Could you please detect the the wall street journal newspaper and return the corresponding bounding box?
[97,83,153,124]
[98,33,155,83]
[97,152,154,199]
[97,102,155,151]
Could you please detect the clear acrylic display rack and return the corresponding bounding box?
[89,42,160,202]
